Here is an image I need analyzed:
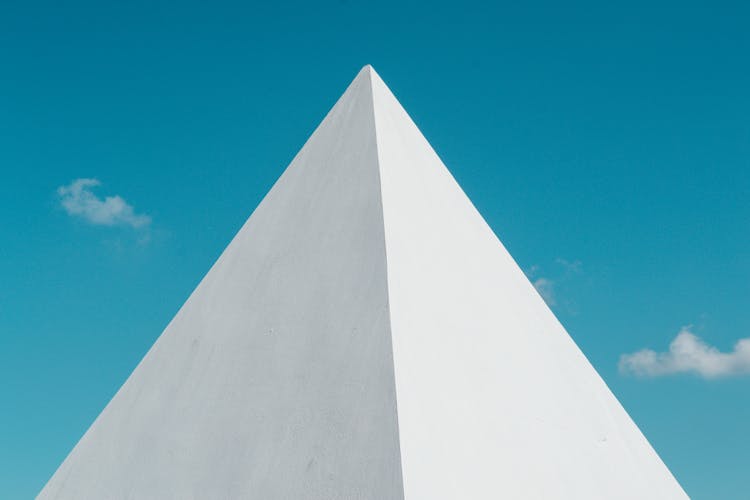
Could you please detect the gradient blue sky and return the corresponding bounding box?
[1,1,748,498]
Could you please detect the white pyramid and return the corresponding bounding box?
[39,66,687,499]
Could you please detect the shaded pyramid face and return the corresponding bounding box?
[40,67,686,499]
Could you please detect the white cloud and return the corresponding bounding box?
[533,278,556,306]
[58,178,151,229]
[619,327,750,379]
[528,258,583,308]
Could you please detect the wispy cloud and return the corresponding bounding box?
[555,258,582,274]
[532,277,556,306]
[58,178,151,229]
[528,258,582,310]
[619,327,750,379]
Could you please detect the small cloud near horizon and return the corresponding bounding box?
[619,327,750,379]
[57,178,151,229]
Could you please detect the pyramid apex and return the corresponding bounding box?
[347,65,376,91]
[357,64,381,81]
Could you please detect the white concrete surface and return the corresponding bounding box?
[39,67,403,500]
[371,68,687,499]
[39,66,687,499]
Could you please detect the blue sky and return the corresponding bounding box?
[1,0,748,497]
